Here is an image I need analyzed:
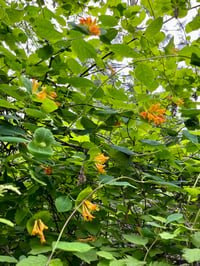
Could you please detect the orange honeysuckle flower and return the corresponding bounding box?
[167,95,173,100]
[85,200,99,211]
[89,25,101,35]
[41,165,52,175]
[77,236,95,242]
[156,108,166,115]
[94,153,109,164]
[79,17,100,35]
[147,113,155,122]
[140,103,166,125]
[107,64,116,74]
[82,202,96,222]
[49,91,57,99]
[153,116,165,125]
[32,79,39,93]
[149,103,161,113]
[140,111,148,119]
[82,199,99,222]
[95,163,106,174]
[176,99,184,106]
[31,219,48,244]
[37,91,47,99]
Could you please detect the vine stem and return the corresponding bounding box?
[144,235,159,262]
[46,176,132,265]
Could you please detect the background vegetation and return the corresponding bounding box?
[0,0,200,265]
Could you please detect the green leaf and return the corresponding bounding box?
[0,256,18,263]
[182,130,198,144]
[0,136,29,143]
[72,39,97,62]
[166,213,183,224]
[125,255,146,266]
[74,249,97,264]
[110,44,138,58]
[97,251,114,260]
[37,45,54,60]
[0,99,18,109]
[66,58,82,74]
[191,232,200,248]
[29,246,52,255]
[159,232,176,239]
[110,259,126,266]
[55,196,72,212]
[81,116,97,129]
[123,234,148,246]
[29,170,47,186]
[34,19,63,42]
[99,15,118,27]
[75,187,93,207]
[186,15,200,33]
[21,76,32,94]
[0,218,14,227]
[145,17,163,39]
[49,259,63,266]
[182,248,200,263]
[184,187,200,197]
[149,261,173,266]
[67,77,96,88]
[107,181,136,189]
[0,120,25,136]
[16,255,48,266]
[191,53,200,67]
[181,109,200,118]
[100,28,118,44]
[53,241,93,253]
[140,139,163,146]
[25,108,46,119]
[135,64,154,88]
[28,141,54,159]
[41,98,58,113]
[110,144,135,156]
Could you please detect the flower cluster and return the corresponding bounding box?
[32,79,58,104]
[31,219,48,244]
[79,17,101,35]
[82,200,99,222]
[94,153,109,174]
[167,95,184,106]
[140,103,166,125]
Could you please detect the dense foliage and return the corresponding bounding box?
[0,0,200,265]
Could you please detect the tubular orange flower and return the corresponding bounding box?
[82,200,99,222]
[77,236,95,242]
[140,111,148,119]
[94,153,109,164]
[79,17,101,35]
[176,99,184,106]
[95,163,106,174]
[149,103,161,113]
[49,91,57,99]
[32,79,39,93]
[140,103,166,125]
[37,90,47,99]
[85,200,99,211]
[167,95,173,100]
[82,203,96,221]
[31,219,48,244]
